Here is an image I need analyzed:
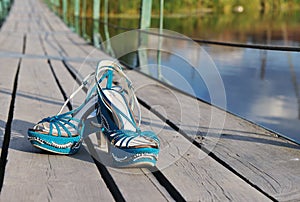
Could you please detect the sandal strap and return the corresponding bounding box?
[35,70,106,137]
[95,60,142,131]
[38,114,80,137]
[107,129,158,149]
[58,72,95,115]
[108,130,138,148]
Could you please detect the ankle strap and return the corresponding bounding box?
[57,72,95,115]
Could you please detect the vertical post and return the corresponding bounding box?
[82,0,86,18]
[62,0,68,23]
[93,0,100,20]
[49,0,54,11]
[93,20,101,48]
[4,0,9,7]
[138,0,152,74]
[103,0,115,57]
[75,16,80,34]
[74,0,80,34]
[157,0,164,80]
[53,0,60,15]
[0,1,3,20]
[159,0,164,31]
[93,0,101,48]
[81,0,87,38]
[139,0,152,29]
[2,0,10,17]
[55,0,60,7]
[74,0,80,17]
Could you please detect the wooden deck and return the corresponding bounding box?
[0,0,299,201]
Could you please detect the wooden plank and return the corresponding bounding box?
[0,0,25,32]
[0,0,294,201]
[38,1,108,62]
[99,165,174,201]
[38,1,70,33]
[34,0,300,200]
[34,0,110,64]
[0,32,24,53]
[48,56,172,202]
[0,58,20,148]
[0,32,24,149]
[37,14,172,200]
[57,56,268,201]
[9,0,33,34]
[0,5,114,199]
[83,126,174,201]
[126,70,300,201]
[67,57,271,201]
[41,14,268,201]
[138,106,269,201]
[1,58,113,202]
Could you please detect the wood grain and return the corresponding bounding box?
[1,0,299,201]
[0,1,114,201]
[126,70,300,201]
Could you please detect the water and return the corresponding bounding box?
[143,45,300,143]
[52,4,300,144]
[210,48,300,142]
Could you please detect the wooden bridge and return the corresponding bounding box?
[0,0,299,201]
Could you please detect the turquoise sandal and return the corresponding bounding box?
[28,60,160,167]
[95,60,160,167]
[28,72,100,155]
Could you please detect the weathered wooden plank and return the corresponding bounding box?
[2,0,298,201]
[48,58,172,202]
[43,19,269,201]
[101,165,174,201]
[53,34,93,59]
[0,32,24,53]
[0,31,24,149]
[84,130,174,201]
[0,9,114,200]
[1,58,113,202]
[37,4,106,62]
[126,70,300,201]
[59,57,269,201]
[39,23,173,201]
[0,58,20,149]
[36,1,300,199]
[35,1,109,64]
[67,58,268,201]
[0,0,24,32]
[138,107,270,201]
[30,2,54,33]
[38,1,70,33]
[7,1,34,33]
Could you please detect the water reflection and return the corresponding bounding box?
[209,47,300,143]
[50,3,300,144]
[132,39,300,143]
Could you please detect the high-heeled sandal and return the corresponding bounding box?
[27,72,101,154]
[95,60,160,167]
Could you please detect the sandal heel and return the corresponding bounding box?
[96,131,109,153]
[95,60,160,167]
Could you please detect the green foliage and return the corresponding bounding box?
[46,0,300,17]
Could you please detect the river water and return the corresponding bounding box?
[55,6,300,144]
